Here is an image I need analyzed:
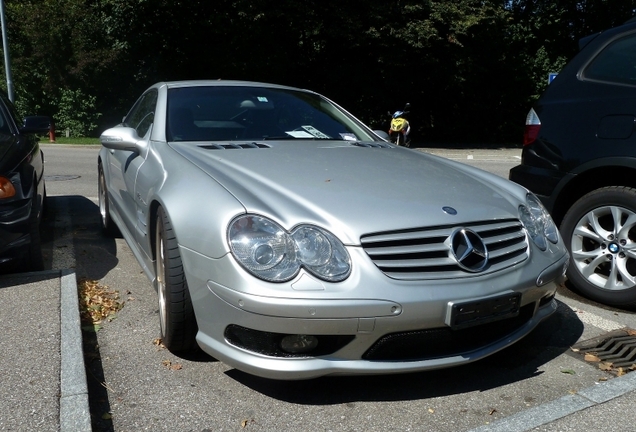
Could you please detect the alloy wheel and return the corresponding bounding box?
[571,205,636,290]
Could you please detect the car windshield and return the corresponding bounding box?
[166,86,376,142]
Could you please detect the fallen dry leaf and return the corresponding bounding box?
[161,359,182,370]
[78,278,123,326]
[584,353,601,362]
[617,367,626,377]
[599,362,614,371]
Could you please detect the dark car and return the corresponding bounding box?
[509,18,636,308]
[0,92,50,273]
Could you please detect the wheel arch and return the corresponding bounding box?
[148,199,162,262]
[551,159,636,225]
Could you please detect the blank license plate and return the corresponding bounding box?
[448,292,521,330]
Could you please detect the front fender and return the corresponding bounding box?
[145,145,245,260]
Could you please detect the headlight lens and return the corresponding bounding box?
[0,176,16,199]
[519,193,559,251]
[228,215,351,282]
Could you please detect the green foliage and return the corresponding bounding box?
[55,88,101,137]
[1,0,634,142]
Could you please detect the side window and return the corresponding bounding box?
[0,109,10,137]
[0,92,18,135]
[583,32,636,86]
[124,89,158,137]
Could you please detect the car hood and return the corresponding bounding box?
[169,141,524,244]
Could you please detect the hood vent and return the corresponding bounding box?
[199,143,271,150]
[350,142,393,148]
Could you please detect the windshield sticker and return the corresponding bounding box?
[301,125,330,139]
[257,97,269,102]
[286,130,315,138]
[340,133,357,141]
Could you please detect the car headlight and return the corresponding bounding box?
[228,215,351,282]
[518,193,559,251]
[0,176,16,199]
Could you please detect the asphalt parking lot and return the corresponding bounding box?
[2,145,636,431]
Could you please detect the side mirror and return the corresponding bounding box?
[21,115,52,134]
[404,103,411,110]
[374,130,390,141]
[100,126,145,154]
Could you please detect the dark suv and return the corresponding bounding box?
[509,18,636,308]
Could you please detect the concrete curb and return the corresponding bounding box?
[467,370,636,431]
[59,269,91,431]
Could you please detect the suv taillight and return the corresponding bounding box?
[523,108,541,146]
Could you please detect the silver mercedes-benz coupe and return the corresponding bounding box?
[98,80,569,379]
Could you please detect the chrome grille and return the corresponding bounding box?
[360,219,528,280]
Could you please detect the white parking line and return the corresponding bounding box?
[568,306,625,332]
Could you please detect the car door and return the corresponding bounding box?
[106,90,157,240]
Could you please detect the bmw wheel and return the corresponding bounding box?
[561,186,636,307]
[155,206,198,351]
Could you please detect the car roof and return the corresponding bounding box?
[579,17,636,50]
[158,80,313,94]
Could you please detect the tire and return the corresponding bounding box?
[560,186,636,307]
[155,206,198,351]
[98,164,119,236]
[26,190,44,271]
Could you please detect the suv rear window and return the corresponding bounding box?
[583,31,636,86]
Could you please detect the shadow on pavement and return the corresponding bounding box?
[45,195,120,432]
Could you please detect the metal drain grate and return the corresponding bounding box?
[571,328,636,373]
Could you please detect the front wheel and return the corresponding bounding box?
[404,135,411,148]
[155,206,198,351]
[26,190,44,271]
[98,164,119,236]
[560,186,636,308]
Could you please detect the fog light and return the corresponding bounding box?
[280,335,319,354]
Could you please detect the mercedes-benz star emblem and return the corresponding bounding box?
[448,228,489,272]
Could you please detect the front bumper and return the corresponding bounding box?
[180,246,569,380]
[0,197,34,266]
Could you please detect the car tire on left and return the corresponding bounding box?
[26,190,44,271]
